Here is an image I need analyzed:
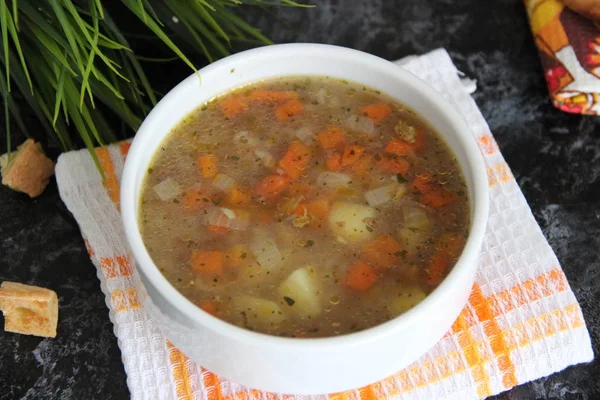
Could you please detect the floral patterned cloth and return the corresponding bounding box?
[525,0,600,114]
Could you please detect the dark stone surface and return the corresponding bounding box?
[0,0,598,399]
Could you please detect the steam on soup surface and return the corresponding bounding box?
[139,76,469,337]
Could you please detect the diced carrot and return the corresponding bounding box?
[361,235,402,271]
[326,152,343,171]
[218,94,248,117]
[293,199,329,221]
[414,129,427,154]
[349,153,374,177]
[385,138,416,156]
[412,173,433,193]
[286,182,314,198]
[198,299,218,316]
[278,141,312,180]
[249,90,298,103]
[377,155,410,175]
[275,99,303,122]
[181,188,209,210]
[341,145,365,167]
[208,225,229,237]
[226,186,250,207]
[198,155,218,178]
[191,250,224,276]
[306,200,329,220]
[317,126,346,150]
[427,253,448,286]
[291,202,305,217]
[225,244,249,267]
[420,187,458,208]
[360,103,392,124]
[344,262,378,291]
[413,173,458,208]
[256,174,292,200]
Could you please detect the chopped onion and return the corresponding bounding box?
[233,130,258,146]
[317,172,352,189]
[229,209,250,231]
[402,205,432,231]
[204,207,249,231]
[249,235,282,269]
[316,88,327,104]
[364,184,397,207]
[345,115,375,136]
[220,207,236,219]
[254,149,276,168]
[205,208,232,229]
[356,116,375,136]
[153,177,182,201]
[213,173,235,192]
[316,88,339,107]
[296,127,314,144]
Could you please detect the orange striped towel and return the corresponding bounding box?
[55,49,592,400]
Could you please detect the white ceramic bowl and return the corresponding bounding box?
[121,43,489,395]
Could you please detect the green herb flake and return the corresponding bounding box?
[304,239,314,248]
[283,296,296,306]
[396,174,407,183]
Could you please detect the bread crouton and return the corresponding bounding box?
[0,281,58,338]
[0,139,55,198]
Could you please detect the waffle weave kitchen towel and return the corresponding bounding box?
[55,48,593,400]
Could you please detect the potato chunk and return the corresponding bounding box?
[328,201,377,242]
[232,296,285,329]
[278,266,321,318]
[388,285,427,316]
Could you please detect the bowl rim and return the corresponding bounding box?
[121,43,489,350]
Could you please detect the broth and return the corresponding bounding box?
[139,76,469,337]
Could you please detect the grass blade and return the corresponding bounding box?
[27,24,77,76]
[192,1,230,45]
[121,0,196,72]
[2,76,10,156]
[48,0,85,75]
[1,0,11,91]
[53,66,66,126]
[11,0,17,28]
[3,2,31,92]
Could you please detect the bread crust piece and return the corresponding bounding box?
[0,281,58,338]
[0,139,55,198]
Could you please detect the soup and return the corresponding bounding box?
[139,76,469,337]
